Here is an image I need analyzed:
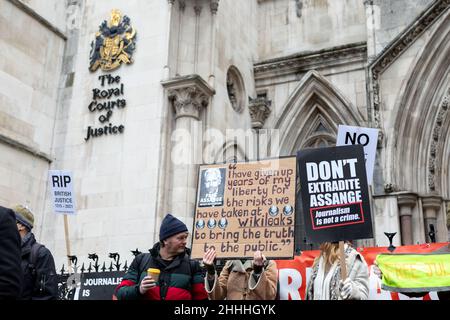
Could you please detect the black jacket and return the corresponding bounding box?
[20,232,58,300]
[0,206,23,299]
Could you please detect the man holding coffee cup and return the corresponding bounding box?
[115,214,207,300]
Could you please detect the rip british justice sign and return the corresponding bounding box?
[49,170,76,215]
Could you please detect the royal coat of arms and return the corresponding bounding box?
[89,9,137,72]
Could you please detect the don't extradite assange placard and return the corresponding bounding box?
[191,157,296,259]
[297,145,372,243]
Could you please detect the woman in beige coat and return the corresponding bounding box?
[202,248,278,300]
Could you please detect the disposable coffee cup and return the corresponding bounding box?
[147,268,160,282]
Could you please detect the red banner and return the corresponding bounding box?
[275,242,449,300]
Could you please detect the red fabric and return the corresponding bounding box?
[143,286,161,300]
[114,279,136,294]
[191,282,208,300]
[140,285,206,300]
[164,286,192,300]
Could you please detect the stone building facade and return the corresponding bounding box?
[0,0,449,267]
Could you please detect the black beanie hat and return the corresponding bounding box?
[159,214,188,241]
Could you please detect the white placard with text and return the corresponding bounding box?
[337,125,379,185]
[49,170,76,215]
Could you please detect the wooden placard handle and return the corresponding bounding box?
[64,215,72,273]
[339,241,347,280]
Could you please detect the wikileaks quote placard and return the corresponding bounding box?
[191,157,296,259]
[297,145,372,243]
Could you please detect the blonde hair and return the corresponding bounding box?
[313,242,340,267]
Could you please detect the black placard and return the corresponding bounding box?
[75,271,125,300]
[297,145,373,243]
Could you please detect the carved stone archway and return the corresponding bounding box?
[391,14,450,195]
[273,70,364,155]
[388,11,450,243]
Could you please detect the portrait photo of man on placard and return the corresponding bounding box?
[198,168,226,207]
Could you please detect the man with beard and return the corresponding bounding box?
[115,214,207,300]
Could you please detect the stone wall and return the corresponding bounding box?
[257,0,367,60]
[43,0,169,267]
[0,0,66,245]
[13,0,68,33]
[210,0,258,140]
[369,0,435,55]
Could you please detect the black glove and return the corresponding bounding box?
[204,263,216,276]
[253,263,263,274]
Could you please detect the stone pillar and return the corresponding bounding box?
[421,196,442,243]
[193,4,202,74]
[363,0,380,60]
[447,202,450,241]
[396,193,417,245]
[163,0,176,79]
[249,96,271,160]
[162,75,215,228]
[208,0,219,87]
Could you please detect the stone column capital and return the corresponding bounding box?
[397,192,418,209]
[422,195,442,211]
[194,4,202,15]
[210,0,220,14]
[179,0,186,11]
[168,87,208,120]
[162,74,215,120]
[249,97,272,129]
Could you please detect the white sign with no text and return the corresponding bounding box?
[49,170,76,214]
[336,125,379,185]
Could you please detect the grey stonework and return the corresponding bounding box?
[372,0,435,53]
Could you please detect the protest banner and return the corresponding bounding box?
[275,242,449,300]
[191,157,296,259]
[73,271,124,300]
[336,125,379,185]
[376,253,450,293]
[297,145,372,243]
